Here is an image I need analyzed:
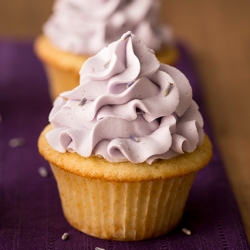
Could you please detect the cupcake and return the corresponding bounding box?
[34,0,178,101]
[38,31,212,241]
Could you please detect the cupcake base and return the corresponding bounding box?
[51,163,195,241]
[38,123,212,241]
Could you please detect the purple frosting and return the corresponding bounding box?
[43,0,173,54]
[46,32,204,164]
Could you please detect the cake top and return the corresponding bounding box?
[43,0,174,55]
[45,31,204,165]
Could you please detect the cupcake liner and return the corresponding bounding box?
[50,163,196,241]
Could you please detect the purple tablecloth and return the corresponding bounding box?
[0,40,249,250]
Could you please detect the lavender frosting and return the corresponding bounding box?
[46,32,204,164]
[43,0,173,55]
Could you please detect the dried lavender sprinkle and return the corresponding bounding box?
[103,59,111,68]
[38,166,48,178]
[120,31,132,41]
[182,228,191,235]
[78,97,87,106]
[96,154,103,159]
[127,80,134,88]
[164,82,174,97]
[130,136,140,142]
[61,232,69,240]
[9,138,25,148]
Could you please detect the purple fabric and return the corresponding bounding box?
[0,40,249,250]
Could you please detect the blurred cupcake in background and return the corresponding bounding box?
[34,0,178,101]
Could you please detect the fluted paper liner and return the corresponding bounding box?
[50,163,196,241]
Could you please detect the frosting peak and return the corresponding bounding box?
[46,32,204,164]
[43,0,173,55]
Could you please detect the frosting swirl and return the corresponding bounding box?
[46,32,204,164]
[43,0,173,55]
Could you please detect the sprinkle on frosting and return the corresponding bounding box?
[120,31,132,41]
[103,59,111,68]
[78,97,87,106]
[130,136,140,142]
[46,32,204,164]
[164,82,174,97]
[127,80,135,88]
